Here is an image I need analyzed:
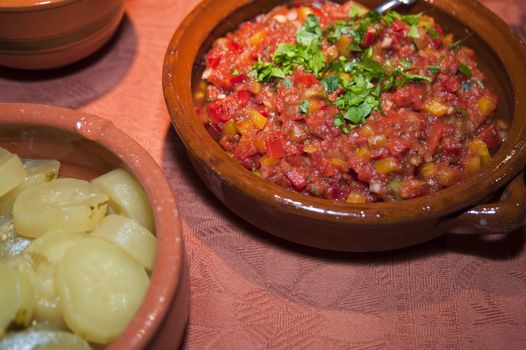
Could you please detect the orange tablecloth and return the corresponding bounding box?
[1,1,525,348]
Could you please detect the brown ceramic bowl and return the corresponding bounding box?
[0,0,125,69]
[163,0,526,252]
[0,103,188,349]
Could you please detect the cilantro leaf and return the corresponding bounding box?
[458,63,472,79]
[408,24,420,39]
[299,99,310,114]
[449,32,473,51]
[297,14,323,46]
[426,65,440,75]
[249,62,285,82]
[427,27,440,39]
[321,75,340,93]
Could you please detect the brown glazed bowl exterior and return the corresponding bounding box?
[0,103,189,349]
[0,0,125,69]
[163,0,526,252]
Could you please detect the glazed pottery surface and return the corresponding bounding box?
[163,0,526,252]
[0,103,189,349]
[0,0,125,69]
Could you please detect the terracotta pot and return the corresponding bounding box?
[0,0,125,69]
[0,103,189,349]
[163,0,526,252]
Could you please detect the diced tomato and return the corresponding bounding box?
[207,101,231,122]
[207,53,221,69]
[349,157,373,182]
[233,141,258,161]
[387,137,412,157]
[266,133,286,159]
[230,73,246,85]
[391,19,407,34]
[293,72,318,88]
[286,168,307,190]
[362,29,377,48]
[427,121,445,155]
[237,90,251,106]
[227,40,243,53]
[442,76,460,93]
[476,123,501,149]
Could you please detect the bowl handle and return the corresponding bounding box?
[439,173,526,235]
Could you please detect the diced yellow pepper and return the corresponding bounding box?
[423,97,449,117]
[330,158,347,168]
[193,91,205,104]
[236,119,255,135]
[465,155,481,174]
[297,6,313,19]
[375,157,400,174]
[259,155,278,167]
[418,16,435,29]
[222,119,237,136]
[250,110,267,130]
[469,138,491,166]
[346,192,367,204]
[249,31,266,46]
[336,36,352,56]
[255,138,266,153]
[303,144,317,154]
[359,124,374,137]
[354,146,371,161]
[477,94,497,118]
[308,99,321,113]
[249,81,262,94]
[419,162,435,179]
[368,134,387,148]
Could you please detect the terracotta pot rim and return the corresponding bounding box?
[163,0,526,226]
[0,103,185,350]
[0,0,79,12]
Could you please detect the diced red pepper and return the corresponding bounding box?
[230,73,246,85]
[227,40,243,53]
[476,123,501,149]
[207,101,231,122]
[293,72,318,88]
[207,53,221,69]
[442,76,460,93]
[286,168,307,190]
[266,133,286,159]
[237,90,251,106]
[426,121,445,155]
[362,29,377,48]
[233,141,258,161]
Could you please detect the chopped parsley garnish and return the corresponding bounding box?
[427,65,441,75]
[249,11,436,132]
[449,32,473,51]
[427,27,440,39]
[458,63,472,79]
[249,62,285,82]
[408,24,420,39]
[231,69,240,75]
[272,14,326,76]
[299,99,310,114]
[283,79,293,88]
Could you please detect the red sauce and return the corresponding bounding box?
[197,0,507,203]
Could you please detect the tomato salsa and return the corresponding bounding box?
[196,0,507,203]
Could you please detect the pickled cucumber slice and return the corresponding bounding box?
[12,178,109,238]
[0,159,60,215]
[0,262,34,335]
[91,214,157,271]
[0,147,27,198]
[92,169,155,232]
[0,329,92,350]
[17,232,87,327]
[55,237,149,344]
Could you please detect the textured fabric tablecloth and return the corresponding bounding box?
[1,0,525,349]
